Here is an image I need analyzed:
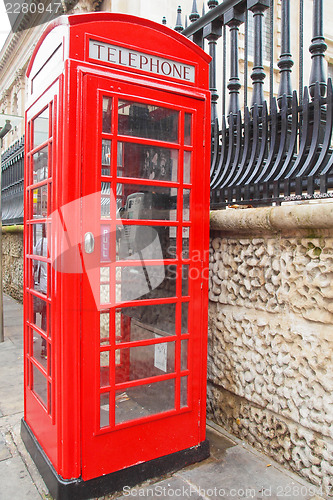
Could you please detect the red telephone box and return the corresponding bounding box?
[22,12,211,499]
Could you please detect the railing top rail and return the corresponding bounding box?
[182,0,246,36]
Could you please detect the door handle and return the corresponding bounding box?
[84,232,95,253]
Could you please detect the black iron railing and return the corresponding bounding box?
[1,136,24,225]
[171,0,333,207]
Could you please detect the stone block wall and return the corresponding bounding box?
[2,229,24,302]
[208,203,333,494]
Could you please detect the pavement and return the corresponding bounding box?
[0,293,328,500]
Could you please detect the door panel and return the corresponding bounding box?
[81,74,207,480]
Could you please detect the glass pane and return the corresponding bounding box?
[48,303,51,338]
[100,351,110,387]
[32,331,47,369]
[101,182,111,218]
[181,302,188,334]
[32,146,48,184]
[48,382,52,415]
[118,101,179,142]
[181,339,188,371]
[115,341,175,383]
[32,365,47,407]
[102,96,112,133]
[116,264,176,302]
[183,151,191,184]
[33,185,48,218]
[115,379,175,424]
[116,304,176,344]
[182,265,189,295]
[117,225,176,260]
[117,142,178,181]
[180,376,188,408]
[32,223,47,254]
[184,113,192,145]
[100,311,110,345]
[102,139,111,175]
[100,392,109,428]
[32,259,48,296]
[182,227,190,259]
[116,184,177,221]
[100,267,110,305]
[183,189,190,221]
[32,296,47,332]
[33,108,49,148]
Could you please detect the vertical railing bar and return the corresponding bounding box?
[270,0,274,107]
[222,23,227,117]
[244,7,248,109]
[299,0,303,105]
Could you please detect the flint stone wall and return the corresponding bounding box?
[208,203,333,494]
[2,229,23,302]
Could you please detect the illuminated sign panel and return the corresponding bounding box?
[89,39,195,83]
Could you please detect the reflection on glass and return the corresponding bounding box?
[115,379,175,424]
[32,365,47,407]
[182,227,190,259]
[32,259,48,296]
[118,101,179,142]
[183,189,190,221]
[33,107,49,148]
[102,96,112,133]
[183,151,191,184]
[101,182,111,218]
[102,139,111,175]
[116,303,176,344]
[100,267,110,305]
[182,265,189,296]
[116,184,177,221]
[180,376,188,408]
[181,339,188,371]
[32,330,47,370]
[181,302,188,334]
[100,392,109,428]
[117,225,176,260]
[184,113,192,146]
[116,264,176,302]
[33,146,48,183]
[100,311,110,345]
[117,142,178,181]
[100,351,109,387]
[33,185,48,218]
[48,382,52,414]
[115,342,175,384]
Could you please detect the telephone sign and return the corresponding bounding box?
[22,12,211,499]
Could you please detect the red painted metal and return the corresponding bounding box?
[23,12,211,483]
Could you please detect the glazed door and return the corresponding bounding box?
[81,74,208,480]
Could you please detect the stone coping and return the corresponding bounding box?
[2,225,24,234]
[210,202,333,235]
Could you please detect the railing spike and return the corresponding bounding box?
[174,6,184,32]
[202,3,206,16]
[162,16,167,25]
[189,0,200,23]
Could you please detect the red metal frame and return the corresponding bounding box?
[24,12,210,483]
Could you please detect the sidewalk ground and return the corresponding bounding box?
[0,294,327,499]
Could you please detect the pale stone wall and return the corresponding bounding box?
[208,202,333,494]
[2,229,23,302]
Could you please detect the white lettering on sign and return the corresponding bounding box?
[89,39,195,83]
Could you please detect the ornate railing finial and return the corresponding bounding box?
[309,0,327,97]
[277,0,294,107]
[189,0,200,23]
[204,19,223,122]
[208,0,219,9]
[174,6,184,32]
[162,17,167,25]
